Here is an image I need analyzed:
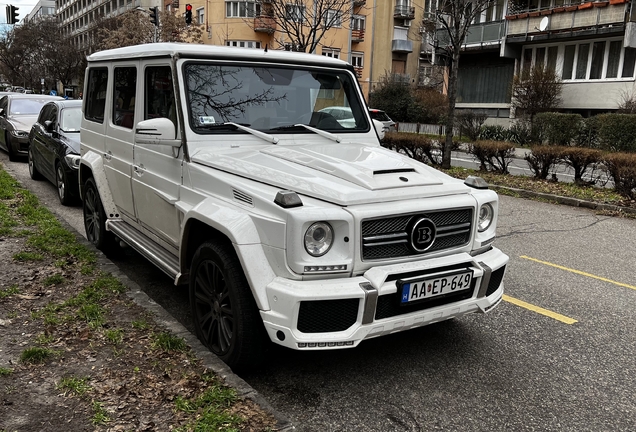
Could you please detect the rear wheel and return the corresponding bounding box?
[82,177,115,252]
[56,162,74,206]
[28,147,43,180]
[189,241,267,371]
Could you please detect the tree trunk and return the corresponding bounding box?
[442,50,460,169]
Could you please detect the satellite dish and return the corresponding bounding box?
[539,16,549,31]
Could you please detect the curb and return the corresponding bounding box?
[490,184,636,215]
[49,210,296,431]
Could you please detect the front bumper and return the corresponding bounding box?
[260,247,508,349]
[10,135,29,156]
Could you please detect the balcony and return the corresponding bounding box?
[464,21,505,46]
[505,1,628,43]
[254,15,276,33]
[352,28,365,42]
[394,5,415,20]
[392,38,413,53]
[353,0,366,6]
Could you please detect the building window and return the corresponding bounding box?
[197,7,204,25]
[322,48,340,59]
[226,40,262,49]
[325,10,341,27]
[351,15,365,31]
[226,1,260,18]
[351,52,364,68]
[286,4,305,22]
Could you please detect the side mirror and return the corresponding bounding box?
[134,117,180,147]
[0,108,4,116]
[372,119,385,140]
[44,120,55,132]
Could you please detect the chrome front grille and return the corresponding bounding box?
[361,208,473,261]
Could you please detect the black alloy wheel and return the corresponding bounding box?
[56,162,74,206]
[28,147,42,180]
[189,241,266,371]
[82,177,115,252]
[5,133,17,162]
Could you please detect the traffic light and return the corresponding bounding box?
[185,4,192,25]
[6,5,19,25]
[149,6,158,26]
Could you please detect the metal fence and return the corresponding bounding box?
[396,123,460,136]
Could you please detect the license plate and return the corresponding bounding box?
[399,270,473,304]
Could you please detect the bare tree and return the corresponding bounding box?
[436,0,496,169]
[511,65,562,125]
[252,0,354,53]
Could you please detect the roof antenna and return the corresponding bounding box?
[264,44,268,53]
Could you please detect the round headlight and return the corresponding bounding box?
[304,222,333,257]
[478,203,494,232]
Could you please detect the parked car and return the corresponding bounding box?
[369,108,396,132]
[80,43,508,370]
[0,94,63,161]
[318,106,357,128]
[28,99,82,205]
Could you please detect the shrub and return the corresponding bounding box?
[534,113,583,146]
[478,125,507,141]
[524,145,567,179]
[381,132,441,165]
[595,114,636,152]
[467,140,516,174]
[603,152,636,199]
[560,147,602,185]
[456,110,487,142]
[576,116,601,149]
[507,122,534,146]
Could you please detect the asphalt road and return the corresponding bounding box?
[2,151,635,431]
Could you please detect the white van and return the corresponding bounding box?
[80,43,508,370]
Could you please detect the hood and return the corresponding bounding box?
[191,141,469,205]
[59,131,81,154]
[8,115,38,132]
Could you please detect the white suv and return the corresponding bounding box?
[80,43,508,370]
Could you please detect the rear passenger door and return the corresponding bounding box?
[131,62,182,248]
[103,64,138,220]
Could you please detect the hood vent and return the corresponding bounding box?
[374,168,416,175]
[232,189,254,207]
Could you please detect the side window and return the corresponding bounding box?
[145,66,176,129]
[37,104,52,124]
[113,67,137,129]
[48,106,58,126]
[0,97,7,116]
[85,68,108,123]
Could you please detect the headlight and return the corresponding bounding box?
[64,154,80,170]
[10,130,28,138]
[304,222,333,257]
[478,203,494,232]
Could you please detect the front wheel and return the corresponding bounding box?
[189,241,267,371]
[82,177,115,252]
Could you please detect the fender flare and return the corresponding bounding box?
[180,199,277,310]
[79,150,118,216]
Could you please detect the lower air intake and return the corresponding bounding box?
[297,299,359,333]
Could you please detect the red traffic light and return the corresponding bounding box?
[186,4,192,11]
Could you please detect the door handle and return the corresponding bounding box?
[133,164,145,175]
[104,151,112,161]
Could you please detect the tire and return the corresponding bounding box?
[189,241,267,371]
[56,162,74,206]
[28,147,43,180]
[6,133,17,162]
[82,177,116,252]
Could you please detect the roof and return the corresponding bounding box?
[4,94,63,101]
[87,43,351,69]
[48,99,83,109]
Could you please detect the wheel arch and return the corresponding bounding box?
[181,205,276,311]
[79,151,117,216]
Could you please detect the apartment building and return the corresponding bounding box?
[24,0,56,23]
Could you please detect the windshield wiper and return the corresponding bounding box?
[198,122,278,144]
[270,123,341,143]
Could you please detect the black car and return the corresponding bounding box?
[28,100,82,205]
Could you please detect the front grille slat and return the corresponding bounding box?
[361,208,473,261]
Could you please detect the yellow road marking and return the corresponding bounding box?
[502,295,578,324]
[521,255,636,291]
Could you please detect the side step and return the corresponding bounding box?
[107,220,180,282]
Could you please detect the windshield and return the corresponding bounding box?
[184,63,369,134]
[60,107,82,132]
[9,98,50,115]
